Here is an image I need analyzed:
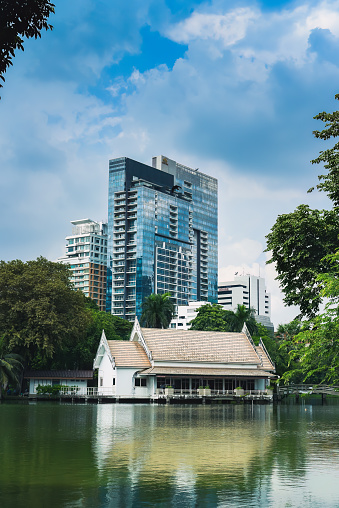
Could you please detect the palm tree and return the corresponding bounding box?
[0,352,23,399]
[222,305,258,334]
[233,304,258,334]
[140,292,175,329]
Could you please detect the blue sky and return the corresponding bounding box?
[1,0,339,326]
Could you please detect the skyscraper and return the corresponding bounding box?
[58,219,108,310]
[107,155,218,320]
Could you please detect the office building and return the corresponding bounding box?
[58,219,108,311]
[218,275,274,332]
[107,155,218,320]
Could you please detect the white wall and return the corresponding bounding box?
[98,353,115,390]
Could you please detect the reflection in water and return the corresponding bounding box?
[93,404,275,506]
[1,401,339,507]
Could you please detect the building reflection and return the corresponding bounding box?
[93,404,275,505]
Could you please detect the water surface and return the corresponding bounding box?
[1,401,339,507]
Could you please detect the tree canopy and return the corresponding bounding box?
[266,94,339,318]
[49,309,133,370]
[0,257,90,365]
[266,205,339,317]
[310,95,339,208]
[189,303,259,334]
[0,0,55,92]
[280,251,339,384]
[190,304,229,331]
[140,293,175,329]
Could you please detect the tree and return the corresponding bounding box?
[230,304,258,335]
[0,0,55,92]
[266,94,339,317]
[276,251,339,384]
[190,303,258,334]
[0,338,23,398]
[0,257,90,366]
[266,205,339,317]
[190,304,229,331]
[309,94,339,208]
[140,293,175,329]
[47,309,133,370]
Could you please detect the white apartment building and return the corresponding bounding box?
[58,219,108,311]
[218,275,274,332]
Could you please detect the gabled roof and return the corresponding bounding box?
[256,342,275,372]
[107,341,151,368]
[139,328,262,365]
[24,370,93,379]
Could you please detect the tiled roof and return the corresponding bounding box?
[140,328,262,365]
[108,341,151,368]
[24,370,93,379]
[140,366,276,378]
[256,344,275,371]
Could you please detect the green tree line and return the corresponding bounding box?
[0,257,132,382]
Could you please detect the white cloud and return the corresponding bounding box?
[166,8,259,46]
[2,0,339,329]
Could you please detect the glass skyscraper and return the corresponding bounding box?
[107,155,218,320]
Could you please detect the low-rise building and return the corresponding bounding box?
[24,370,93,395]
[93,318,275,398]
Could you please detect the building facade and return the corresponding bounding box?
[107,155,218,320]
[93,320,275,398]
[218,275,274,332]
[58,219,108,311]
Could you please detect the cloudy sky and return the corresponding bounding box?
[1,0,338,327]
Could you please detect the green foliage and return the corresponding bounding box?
[279,253,339,384]
[0,340,23,398]
[35,384,77,396]
[266,94,339,318]
[266,205,339,317]
[0,257,90,365]
[31,309,133,371]
[140,293,175,329]
[0,1,55,92]
[190,304,229,331]
[275,319,303,341]
[231,304,258,334]
[190,303,258,334]
[310,94,339,207]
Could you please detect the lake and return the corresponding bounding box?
[1,400,339,507]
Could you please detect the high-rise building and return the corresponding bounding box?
[218,275,274,332]
[58,219,108,310]
[107,155,218,320]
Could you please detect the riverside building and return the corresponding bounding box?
[107,155,218,320]
[58,219,108,311]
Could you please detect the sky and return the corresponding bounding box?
[1,0,339,328]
